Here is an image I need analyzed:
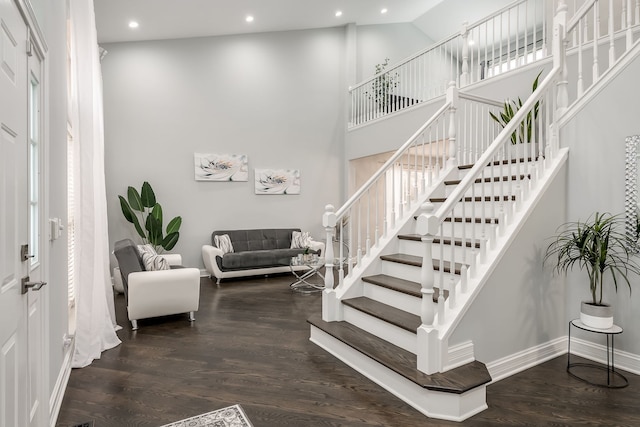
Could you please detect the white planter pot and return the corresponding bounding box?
[580,301,613,329]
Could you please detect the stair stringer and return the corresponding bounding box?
[433,149,569,371]
[322,163,459,320]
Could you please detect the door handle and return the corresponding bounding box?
[21,276,47,294]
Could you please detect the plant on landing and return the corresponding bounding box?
[367,58,399,109]
[544,212,640,306]
[118,181,182,252]
[489,71,542,145]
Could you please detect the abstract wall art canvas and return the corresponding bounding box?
[254,169,300,195]
[195,153,248,181]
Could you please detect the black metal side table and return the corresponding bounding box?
[567,319,628,388]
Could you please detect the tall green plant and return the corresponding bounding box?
[118,182,181,252]
[489,71,542,145]
[544,212,640,305]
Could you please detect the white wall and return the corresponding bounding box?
[560,48,640,355]
[102,28,347,269]
[355,23,434,82]
[449,163,567,363]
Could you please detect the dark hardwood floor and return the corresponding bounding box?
[56,275,640,426]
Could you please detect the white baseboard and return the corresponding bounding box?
[49,342,74,427]
[486,335,640,384]
[570,336,640,376]
[445,340,475,371]
[486,337,567,383]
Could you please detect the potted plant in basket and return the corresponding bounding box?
[544,212,640,329]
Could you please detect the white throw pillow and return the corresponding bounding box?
[290,231,311,249]
[137,244,170,271]
[214,234,234,254]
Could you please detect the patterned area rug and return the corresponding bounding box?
[160,404,253,427]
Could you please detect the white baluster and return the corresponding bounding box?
[322,205,336,290]
[460,265,468,294]
[609,0,616,66]
[636,0,639,25]
[593,3,599,82]
[627,0,634,50]
[446,82,458,167]
[461,22,470,87]
[577,22,584,97]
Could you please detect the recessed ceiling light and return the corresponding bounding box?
[246,15,254,23]
[128,21,139,29]
[335,10,343,17]
[381,8,388,14]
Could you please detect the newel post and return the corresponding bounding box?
[416,203,439,326]
[554,0,569,117]
[446,82,458,167]
[416,203,442,374]
[322,204,336,290]
[460,22,469,87]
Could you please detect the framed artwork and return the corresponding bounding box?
[254,169,300,195]
[194,153,248,181]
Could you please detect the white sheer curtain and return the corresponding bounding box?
[69,0,121,368]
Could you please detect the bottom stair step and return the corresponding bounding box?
[307,314,491,394]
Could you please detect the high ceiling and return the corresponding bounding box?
[93,0,514,44]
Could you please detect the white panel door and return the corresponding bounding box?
[0,1,30,426]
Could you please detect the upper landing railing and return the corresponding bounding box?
[348,0,640,129]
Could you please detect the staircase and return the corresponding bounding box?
[311,0,640,422]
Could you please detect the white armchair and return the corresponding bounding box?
[114,239,200,330]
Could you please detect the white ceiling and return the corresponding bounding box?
[93,0,515,44]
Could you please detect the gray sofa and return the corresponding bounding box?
[202,228,324,284]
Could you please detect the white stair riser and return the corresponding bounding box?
[445,179,530,197]
[457,161,537,179]
[433,221,498,238]
[399,238,477,262]
[362,281,422,316]
[429,201,515,218]
[381,260,461,286]
[343,304,417,353]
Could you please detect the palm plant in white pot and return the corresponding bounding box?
[544,212,640,329]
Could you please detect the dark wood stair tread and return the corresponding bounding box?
[443,216,498,224]
[429,195,516,203]
[380,253,466,275]
[398,234,481,249]
[445,174,530,186]
[308,314,492,394]
[361,274,448,301]
[458,157,535,170]
[343,296,420,332]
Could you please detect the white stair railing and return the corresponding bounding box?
[323,85,460,290]
[563,0,640,104]
[348,0,551,128]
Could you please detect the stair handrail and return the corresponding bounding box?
[431,67,560,225]
[323,93,456,291]
[336,101,451,221]
[350,0,537,90]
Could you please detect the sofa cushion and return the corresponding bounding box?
[220,248,314,270]
[212,229,300,252]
